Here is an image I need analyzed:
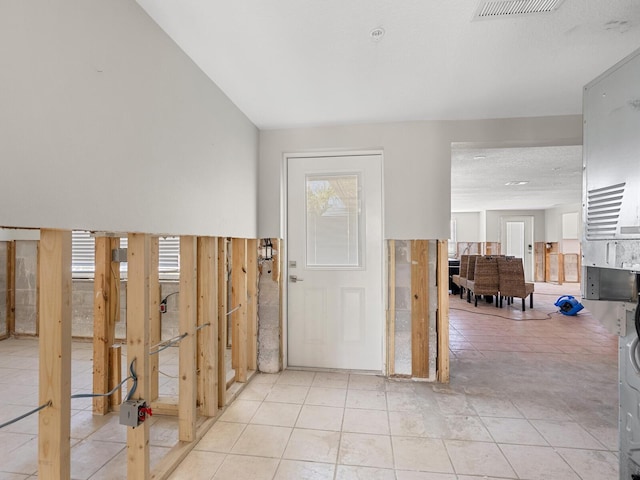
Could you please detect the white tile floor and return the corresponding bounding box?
[0,282,619,479]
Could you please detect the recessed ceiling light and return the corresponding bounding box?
[370,27,385,41]
[473,155,486,160]
[505,181,529,186]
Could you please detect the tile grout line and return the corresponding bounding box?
[331,376,349,480]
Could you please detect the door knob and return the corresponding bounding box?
[289,275,304,283]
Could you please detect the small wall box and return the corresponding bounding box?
[119,399,148,427]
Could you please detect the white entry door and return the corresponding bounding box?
[501,216,534,282]
[287,154,383,371]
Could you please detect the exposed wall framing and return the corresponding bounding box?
[178,236,197,442]
[277,239,284,371]
[411,240,429,378]
[126,233,151,479]
[546,245,564,284]
[563,253,580,283]
[231,237,248,383]
[436,240,450,383]
[149,236,160,403]
[6,231,451,474]
[387,240,396,376]
[6,240,15,337]
[109,345,122,407]
[38,229,72,480]
[217,238,228,408]
[388,239,448,381]
[2,229,265,480]
[485,242,500,256]
[93,236,120,414]
[246,238,258,372]
[197,236,218,417]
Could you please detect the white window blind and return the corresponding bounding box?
[71,231,95,276]
[71,231,180,279]
[158,237,180,274]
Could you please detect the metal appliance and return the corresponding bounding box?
[582,46,640,480]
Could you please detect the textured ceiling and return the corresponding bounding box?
[136,0,640,129]
[451,145,583,212]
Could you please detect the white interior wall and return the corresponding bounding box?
[0,0,258,238]
[258,116,582,239]
[451,212,483,242]
[562,212,580,239]
[485,210,546,243]
[544,203,582,243]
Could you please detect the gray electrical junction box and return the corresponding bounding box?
[119,399,147,427]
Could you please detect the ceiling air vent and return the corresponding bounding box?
[475,0,566,19]
[586,182,625,240]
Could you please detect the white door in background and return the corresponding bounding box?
[501,216,534,282]
[506,222,525,257]
[287,154,383,371]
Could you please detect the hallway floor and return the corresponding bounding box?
[0,282,619,479]
[171,282,619,480]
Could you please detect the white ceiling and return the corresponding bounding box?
[451,144,583,212]
[136,0,640,129]
[135,0,637,213]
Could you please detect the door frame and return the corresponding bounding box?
[282,149,386,371]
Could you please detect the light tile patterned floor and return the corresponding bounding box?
[0,282,619,479]
[170,282,618,480]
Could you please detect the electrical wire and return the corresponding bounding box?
[161,291,179,303]
[110,262,120,319]
[1,358,139,429]
[149,333,188,355]
[71,360,136,400]
[450,306,561,322]
[226,304,242,316]
[160,292,178,311]
[124,358,138,402]
[0,401,52,430]
[149,323,209,356]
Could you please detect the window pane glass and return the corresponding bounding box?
[306,174,361,267]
